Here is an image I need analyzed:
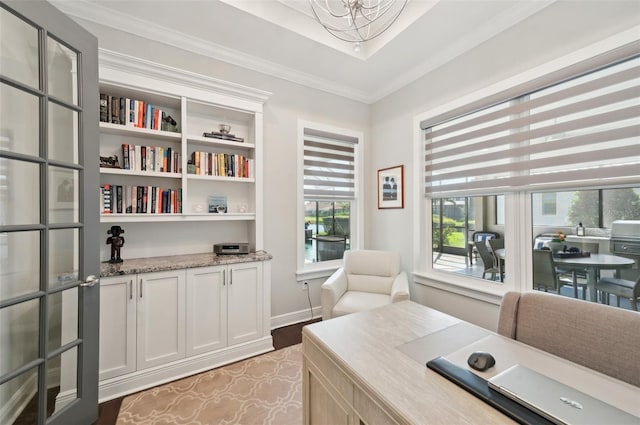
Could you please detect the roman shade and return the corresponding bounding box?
[423,56,640,196]
[304,128,357,200]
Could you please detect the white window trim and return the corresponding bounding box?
[296,119,364,281]
[412,26,639,303]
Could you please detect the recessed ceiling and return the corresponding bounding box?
[52,0,562,103]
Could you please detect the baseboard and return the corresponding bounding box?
[0,372,37,425]
[270,306,322,329]
[98,336,273,403]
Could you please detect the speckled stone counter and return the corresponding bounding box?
[100,251,273,277]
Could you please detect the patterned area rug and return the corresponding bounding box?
[116,344,302,425]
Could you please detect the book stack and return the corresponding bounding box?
[202,131,244,143]
[100,93,178,132]
[121,143,181,173]
[101,184,182,214]
[187,151,253,178]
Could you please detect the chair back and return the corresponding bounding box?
[564,241,599,253]
[488,238,504,251]
[344,250,400,295]
[472,231,499,243]
[498,291,640,387]
[532,249,559,292]
[475,241,497,270]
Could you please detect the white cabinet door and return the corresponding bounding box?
[228,262,263,346]
[137,270,186,370]
[99,275,136,380]
[186,266,227,356]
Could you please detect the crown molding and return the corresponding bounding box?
[98,48,272,107]
[52,0,372,103]
[54,0,555,105]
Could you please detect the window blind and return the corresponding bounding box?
[304,129,356,200]
[424,56,640,196]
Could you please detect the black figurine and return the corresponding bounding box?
[106,225,125,263]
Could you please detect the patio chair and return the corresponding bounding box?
[475,240,500,281]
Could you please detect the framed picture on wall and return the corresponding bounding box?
[378,165,404,209]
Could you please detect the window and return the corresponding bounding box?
[417,49,639,309]
[297,122,362,274]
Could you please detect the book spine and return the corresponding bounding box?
[102,184,112,214]
[116,185,123,214]
[107,95,113,124]
[111,96,120,124]
[131,185,137,213]
[122,144,130,170]
[151,187,156,214]
[119,98,125,126]
[99,93,108,123]
[127,98,135,126]
[125,185,132,213]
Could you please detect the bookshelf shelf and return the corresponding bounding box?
[99,121,181,140]
[100,213,256,223]
[186,174,255,183]
[100,168,182,179]
[186,134,255,151]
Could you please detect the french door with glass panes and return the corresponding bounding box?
[0,1,100,424]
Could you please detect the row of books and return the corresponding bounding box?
[121,143,181,173]
[101,184,182,214]
[99,94,178,132]
[188,151,254,178]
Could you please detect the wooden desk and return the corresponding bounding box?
[302,301,639,424]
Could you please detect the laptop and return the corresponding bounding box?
[488,364,639,425]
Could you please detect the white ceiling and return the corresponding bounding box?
[53,0,562,103]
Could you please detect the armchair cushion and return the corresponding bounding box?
[321,250,408,320]
[332,292,392,318]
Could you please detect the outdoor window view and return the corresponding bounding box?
[432,195,505,282]
[304,200,350,263]
[532,187,640,311]
[431,188,640,311]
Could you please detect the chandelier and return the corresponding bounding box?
[309,0,408,50]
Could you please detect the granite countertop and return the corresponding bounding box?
[101,251,272,277]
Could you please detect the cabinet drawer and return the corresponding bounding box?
[304,338,353,404]
[613,242,640,255]
[354,385,398,425]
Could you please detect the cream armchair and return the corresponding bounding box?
[321,250,409,320]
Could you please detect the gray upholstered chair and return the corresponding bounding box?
[320,250,409,320]
[475,240,500,281]
[595,268,640,311]
[532,249,574,294]
[556,241,599,299]
[497,291,640,387]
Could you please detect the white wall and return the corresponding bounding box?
[369,1,640,327]
[69,0,639,331]
[74,20,371,321]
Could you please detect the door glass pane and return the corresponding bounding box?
[0,230,40,302]
[48,287,78,352]
[0,6,39,89]
[47,37,78,105]
[0,158,40,225]
[0,83,40,157]
[48,102,78,164]
[0,366,39,423]
[0,298,40,376]
[48,166,78,223]
[48,228,79,288]
[47,346,78,419]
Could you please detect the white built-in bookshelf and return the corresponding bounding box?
[97,49,270,249]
